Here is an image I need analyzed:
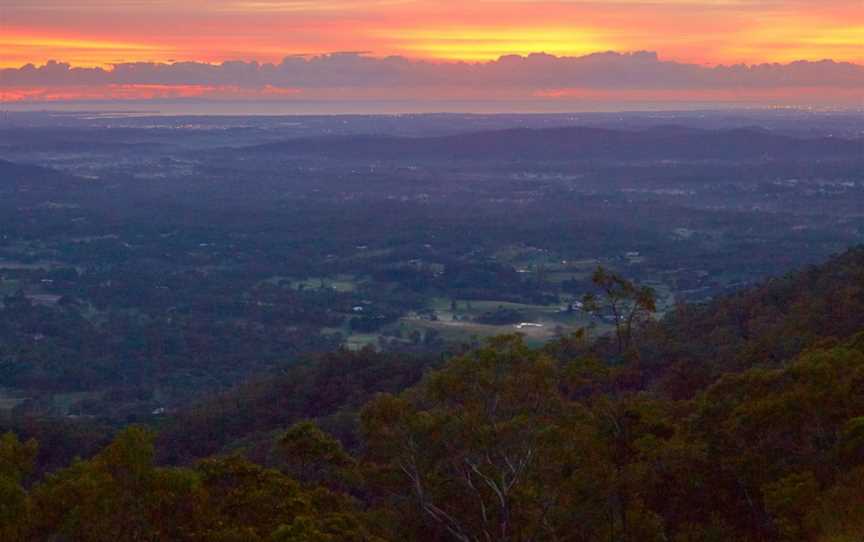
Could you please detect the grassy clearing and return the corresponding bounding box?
[290,275,360,292]
[403,295,598,346]
[430,297,591,325]
[400,316,570,344]
[345,333,380,350]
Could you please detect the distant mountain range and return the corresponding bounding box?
[0,159,76,185]
[248,125,863,162]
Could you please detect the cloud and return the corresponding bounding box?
[2,51,863,103]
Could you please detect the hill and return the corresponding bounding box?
[641,246,864,373]
[155,246,864,463]
[4,247,864,541]
[247,125,864,162]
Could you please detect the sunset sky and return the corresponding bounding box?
[2,0,863,107]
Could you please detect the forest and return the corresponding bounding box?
[2,112,863,420]
[1,111,864,540]
[2,246,864,541]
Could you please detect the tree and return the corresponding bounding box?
[28,426,203,542]
[361,335,617,541]
[0,432,37,542]
[278,421,353,486]
[582,267,656,356]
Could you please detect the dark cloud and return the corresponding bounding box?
[3,51,863,92]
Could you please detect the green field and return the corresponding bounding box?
[290,275,360,292]
[394,297,598,345]
[345,333,380,350]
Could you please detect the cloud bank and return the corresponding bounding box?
[3,51,863,105]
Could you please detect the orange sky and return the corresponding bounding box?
[3,0,863,69]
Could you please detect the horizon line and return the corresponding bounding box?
[6,50,864,71]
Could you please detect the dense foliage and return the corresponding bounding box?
[3,248,864,541]
[3,113,864,540]
[156,348,440,465]
[638,247,864,377]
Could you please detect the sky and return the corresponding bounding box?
[1,0,863,109]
